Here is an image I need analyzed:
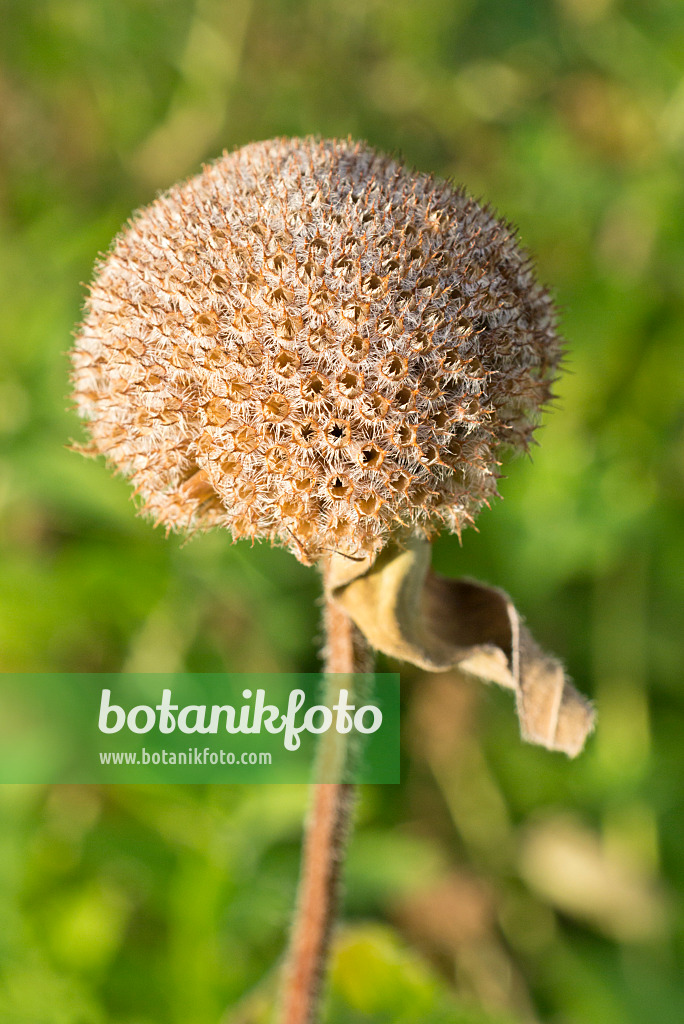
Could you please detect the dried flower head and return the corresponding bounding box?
[72,136,561,565]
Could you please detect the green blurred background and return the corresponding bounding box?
[1,0,683,1021]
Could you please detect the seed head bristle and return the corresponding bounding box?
[71,136,562,565]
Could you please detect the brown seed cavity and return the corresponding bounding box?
[441,348,461,372]
[220,454,242,476]
[340,301,368,326]
[309,287,335,312]
[419,375,441,399]
[232,424,259,453]
[292,419,319,448]
[268,252,290,273]
[336,370,363,399]
[280,496,303,519]
[332,256,355,281]
[411,330,432,353]
[416,275,438,294]
[238,273,264,298]
[330,518,352,541]
[300,371,329,402]
[226,379,252,402]
[298,260,322,283]
[274,316,299,342]
[265,446,291,471]
[237,339,263,367]
[327,474,353,499]
[377,313,402,336]
[359,391,390,421]
[361,272,385,298]
[358,444,385,470]
[309,237,329,257]
[325,419,351,448]
[356,492,383,516]
[418,442,440,465]
[342,334,370,362]
[274,349,301,377]
[392,423,417,448]
[205,397,232,426]
[308,325,334,352]
[262,393,290,422]
[381,352,408,381]
[393,386,414,412]
[387,470,410,492]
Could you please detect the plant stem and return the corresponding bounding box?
[279,585,372,1024]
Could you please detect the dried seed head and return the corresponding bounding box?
[71,136,562,565]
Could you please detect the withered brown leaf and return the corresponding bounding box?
[327,537,595,757]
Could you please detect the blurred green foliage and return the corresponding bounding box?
[1,0,683,1021]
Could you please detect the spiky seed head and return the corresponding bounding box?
[71,136,561,565]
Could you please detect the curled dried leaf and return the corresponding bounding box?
[326,536,595,757]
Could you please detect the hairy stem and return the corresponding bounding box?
[279,585,372,1024]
